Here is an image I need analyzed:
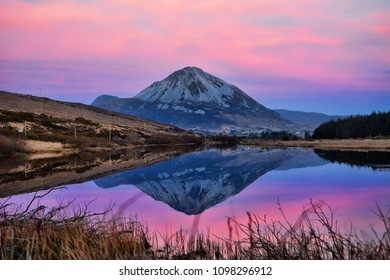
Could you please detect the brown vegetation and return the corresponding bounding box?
[1,196,388,260]
[0,134,26,155]
[0,91,204,153]
[0,107,204,154]
[241,138,390,151]
[0,194,150,259]
[235,200,390,260]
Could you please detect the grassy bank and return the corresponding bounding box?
[1,196,389,260]
[0,108,242,156]
[0,108,205,157]
[241,138,390,151]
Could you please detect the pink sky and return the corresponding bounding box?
[0,0,389,114]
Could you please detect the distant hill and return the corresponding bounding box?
[92,66,294,134]
[274,109,342,131]
[0,90,203,148]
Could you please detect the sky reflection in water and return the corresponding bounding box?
[3,148,390,239]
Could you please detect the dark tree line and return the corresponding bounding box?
[257,131,299,141]
[312,111,390,139]
[314,149,390,170]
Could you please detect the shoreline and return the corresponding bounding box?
[0,145,200,198]
[240,138,390,151]
[0,139,207,157]
[2,139,390,158]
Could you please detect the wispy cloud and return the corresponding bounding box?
[0,0,389,113]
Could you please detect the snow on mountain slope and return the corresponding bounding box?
[137,67,235,106]
[135,66,271,112]
[92,66,294,133]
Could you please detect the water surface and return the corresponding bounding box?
[1,146,389,239]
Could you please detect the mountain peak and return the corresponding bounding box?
[135,66,244,106]
[93,67,293,133]
[180,66,202,72]
[165,66,206,84]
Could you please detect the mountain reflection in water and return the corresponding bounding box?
[95,147,326,215]
[1,146,389,238]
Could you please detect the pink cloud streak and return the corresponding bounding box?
[0,0,389,108]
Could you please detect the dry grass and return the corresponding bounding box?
[22,140,65,153]
[0,92,204,150]
[234,200,390,260]
[1,195,389,260]
[241,138,390,151]
[0,192,152,260]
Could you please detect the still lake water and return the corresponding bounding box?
[1,146,389,239]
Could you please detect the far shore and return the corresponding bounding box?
[0,139,208,157]
[240,138,390,151]
[2,138,390,157]
[22,138,390,153]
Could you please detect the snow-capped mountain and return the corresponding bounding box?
[137,66,261,108]
[92,67,294,133]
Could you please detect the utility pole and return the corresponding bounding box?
[38,88,43,115]
[170,122,172,142]
[108,126,112,143]
[74,127,77,141]
[24,121,27,138]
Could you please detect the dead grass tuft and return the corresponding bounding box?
[1,195,389,260]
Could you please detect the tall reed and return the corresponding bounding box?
[1,194,389,260]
